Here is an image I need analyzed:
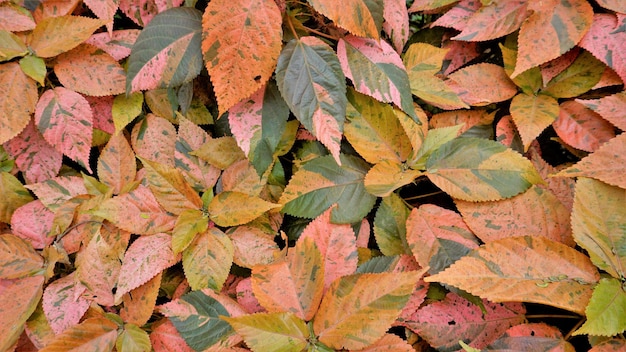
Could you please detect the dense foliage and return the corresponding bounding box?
[0,0,625,350]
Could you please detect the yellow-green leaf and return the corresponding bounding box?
[116,323,151,352]
[19,55,46,86]
[39,316,118,351]
[222,312,309,352]
[29,15,106,58]
[573,278,626,336]
[172,208,209,255]
[509,93,560,151]
[208,191,280,227]
[0,234,44,279]
[183,227,233,291]
[113,92,144,134]
[140,157,202,215]
[364,160,422,197]
[0,172,34,223]
[0,30,28,61]
[541,50,605,99]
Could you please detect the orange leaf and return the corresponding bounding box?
[120,272,162,326]
[425,236,600,314]
[553,100,615,153]
[97,133,136,195]
[576,92,626,131]
[0,62,37,145]
[54,44,126,97]
[28,15,106,58]
[359,333,414,352]
[202,0,282,114]
[229,225,281,268]
[118,0,184,27]
[446,63,518,106]
[509,93,560,151]
[131,114,177,166]
[555,133,626,189]
[38,316,118,352]
[490,323,575,350]
[0,234,43,279]
[452,0,528,41]
[430,109,496,134]
[513,0,593,77]
[0,276,44,351]
[456,185,574,246]
[308,0,382,39]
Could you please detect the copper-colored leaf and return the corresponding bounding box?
[509,93,560,151]
[308,0,382,39]
[446,63,518,106]
[0,234,43,279]
[183,227,234,291]
[553,100,615,153]
[577,92,626,131]
[555,133,626,189]
[425,236,600,314]
[10,200,54,249]
[430,109,496,134]
[202,0,282,114]
[42,273,90,335]
[34,87,93,172]
[0,276,44,352]
[0,62,37,145]
[579,14,626,83]
[431,0,480,31]
[141,157,203,215]
[453,0,528,41]
[120,273,162,327]
[28,15,106,58]
[39,316,118,352]
[360,333,414,351]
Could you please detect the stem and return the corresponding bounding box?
[56,220,108,242]
[403,191,444,200]
[564,318,585,340]
[525,314,580,319]
[303,26,339,40]
[286,13,300,40]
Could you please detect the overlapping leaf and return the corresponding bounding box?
[579,14,626,83]
[382,0,409,53]
[38,316,118,352]
[208,191,280,227]
[131,114,177,166]
[0,276,44,351]
[446,63,518,106]
[25,176,87,211]
[509,93,560,151]
[97,133,136,195]
[42,273,90,335]
[577,92,626,131]
[373,193,411,256]
[541,50,605,99]
[553,100,615,153]
[0,234,43,279]
[183,227,233,291]
[573,278,626,336]
[364,160,422,197]
[120,273,162,327]
[222,312,309,352]
[10,200,54,249]
[452,1,528,41]
[0,62,38,145]
[307,0,382,39]
[0,172,34,223]
[28,15,106,58]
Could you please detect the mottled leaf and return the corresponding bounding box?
[222,312,309,352]
[25,176,87,211]
[10,200,54,249]
[488,323,573,351]
[118,0,184,27]
[175,116,221,191]
[373,193,411,256]
[208,191,280,227]
[364,159,422,197]
[85,29,140,61]
[38,316,118,352]
[97,133,136,195]
[383,0,409,53]
[149,319,194,352]
[172,209,208,255]
[29,15,106,58]
[577,92,626,131]
[229,225,281,268]
[509,93,560,152]
[191,136,246,170]
[446,63,518,106]
[0,172,34,223]
[0,62,38,145]
[425,236,600,314]
[116,323,151,352]
[183,227,233,291]
[553,100,615,153]
[307,0,382,39]
[42,273,90,335]
[0,276,44,352]
[454,1,528,41]
[0,234,43,279]
[541,50,605,99]
[579,14,626,83]
[120,273,161,327]
[131,114,177,166]
[0,3,36,31]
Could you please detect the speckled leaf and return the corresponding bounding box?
[509,93,559,152]
[131,114,177,166]
[456,185,574,246]
[38,316,118,352]
[34,87,93,172]
[0,3,36,32]
[573,278,626,336]
[275,37,346,164]
[425,138,542,201]
[97,133,136,195]
[364,160,422,197]
[513,0,593,77]
[126,7,203,92]
[116,323,151,352]
[118,0,184,27]
[29,15,106,58]
[360,333,414,351]
[553,100,615,153]
[373,193,411,256]
[555,133,626,189]
[313,270,423,350]
[579,14,626,83]
[172,209,208,255]
[10,200,54,249]
[120,273,161,327]
[202,0,282,114]
[425,236,600,315]
[42,273,90,335]
[85,29,140,61]
[408,0,461,12]
[577,92,626,131]
[0,172,34,223]
[115,232,178,304]
[183,227,233,291]
[429,109,495,136]
[338,36,415,118]
[0,234,43,279]
[453,1,528,41]
[25,176,87,211]
[0,62,38,145]
[383,0,409,53]
[488,323,573,351]
[83,0,118,34]
[191,136,246,170]
[175,116,221,191]
[0,276,44,352]
[222,312,309,352]
[307,0,382,39]
[279,154,376,224]
[446,63,518,106]
[229,225,281,268]
[541,50,605,99]
[149,319,194,352]
[208,191,280,227]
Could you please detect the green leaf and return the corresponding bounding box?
[116,323,151,352]
[19,55,46,86]
[222,312,309,352]
[183,227,233,291]
[280,154,376,224]
[573,278,626,336]
[275,36,346,164]
[410,125,463,170]
[126,7,203,93]
[0,171,34,223]
[373,193,411,256]
[541,50,605,99]
[499,42,542,95]
[425,138,542,201]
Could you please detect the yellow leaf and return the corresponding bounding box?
[208,191,280,227]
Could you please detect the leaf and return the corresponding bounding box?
[0,234,43,279]
[126,7,203,92]
[574,278,626,336]
[364,160,422,197]
[553,100,615,153]
[175,116,221,191]
[191,136,246,170]
[149,319,194,352]
[403,43,468,110]
[313,270,423,350]
[10,200,55,249]
[453,1,528,41]
[118,0,184,27]
[38,316,118,352]
[577,92,626,131]
[579,14,626,83]
[407,292,526,350]
[97,133,136,195]
[0,29,28,61]
[408,0,458,12]
[456,185,574,246]
[488,323,574,351]
[25,176,87,211]
[92,185,177,235]
[34,87,93,172]
[500,43,543,95]
[345,89,412,164]
[373,193,411,256]
[120,273,162,327]
[446,63,518,106]
[571,178,626,279]
[222,312,309,352]
[338,35,415,118]
[425,138,542,201]
[172,209,208,255]
[117,323,152,352]
[140,157,203,215]
[299,207,357,291]
[251,237,324,320]
[4,120,63,183]
[236,278,265,314]
[509,93,560,152]
[229,225,281,268]
[383,0,409,53]
[158,290,235,351]
[208,191,280,227]
[410,124,464,169]
[0,172,34,223]
[359,333,414,351]
[0,276,44,352]
[0,3,35,31]
[513,0,594,77]
[112,92,144,134]
[54,44,126,96]
[279,154,376,224]
[430,109,495,136]
[0,62,38,145]
[29,15,106,58]
[183,227,233,291]
[555,133,626,189]
[221,160,264,196]
[406,204,479,274]
[541,50,605,99]
[307,0,382,39]
[202,0,282,114]
[42,273,91,335]
[131,114,177,166]
[425,236,600,315]
[85,29,140,61]
[275,37,347,164]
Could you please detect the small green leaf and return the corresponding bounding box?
[410,125,463,169]
[373,193,411,256]
[573,278,626,336]
[19,55,46,86]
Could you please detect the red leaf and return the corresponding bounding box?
[42,273,90,335]
[432,0,480,31]
[579,14,626,83]
[10,200,54,249]
[34,87,93,172]
[442,40,481,75]
[236,277,265,314]
[553,100,615,153]
[495,115,519,149]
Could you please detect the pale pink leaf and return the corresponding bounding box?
[383,0,409,53]
[10,200,54,249]
[579,14,626,83]
[85,95,115,134]
[115,232,178,304]
[119,0,184,27]
[85,29,141,61]
[553,100,615,153]
[236,277,265,314]
[0,3,36,31]
[42,273,90,335]
[34,87,93,172]
[228,86,264,156]
[4,120,62,184]
[432,0,480,31]
[25,176,87,211]
[83,0,118,34]
[131,114,177,166]
[576,92,626,131]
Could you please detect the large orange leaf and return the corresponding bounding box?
[0,276,44,352]
[34,87,93,172]
[453,0,528,41]
[150,319,194,352]
[576,92,626,131]
[202,0,282,114]
[571,178,625,280]
[360,333,414,351]
[313,270,424,350]
[42,273,90,335]
[553,100,615,153]
[28,15,106,58]
[308,0,382,39]
[579,14,626,83]
[425,236,600,314]
[509,93,560,151]
[0,62,37,145]
[183,227,233,291]
[0,234,43,279]
[555,133,626,189]
[38,316,118,352]
[456,185,574,246]
[513,0,593,77]
[54,44,126,97]
[489,323,574,351]
[446,63,518,106]
[430,109,496,135]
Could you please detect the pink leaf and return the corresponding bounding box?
[10,200,54,249]
[382,0,409,53]
[84,95,115,134]
[579,14,626,83]
[432,0,480,31]
[42,273,90,335]
[175,117,220,191]
[553,100,615,153]
[131,114,177,166]
[119,0,184,27]
[83,0,119,34]
[527,143,576,210]
[495,115,519,148]
[236,277,265,314]
[442,40,481,75]
[115,233,179,304]
[150,319,194,352]
[452,0,528,41]
[25,176,88,211]
[540,47,580,87]
[228,86,264,156]
[34,87,93,172]
[85,29,141,61]
[4,120,62,183]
